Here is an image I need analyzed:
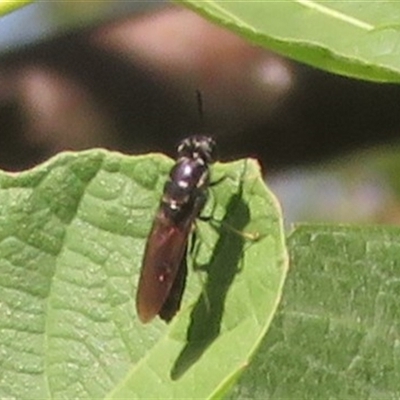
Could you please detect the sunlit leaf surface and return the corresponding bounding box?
[230,224,400,399]
[0,150,287,399]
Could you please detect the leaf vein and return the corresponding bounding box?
[295,0,374,30]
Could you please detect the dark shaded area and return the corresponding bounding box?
[0,29,195,160]
[220,63,400,169]
[0,101,44,170]
[277,65,400,167]
[171,190,250,379]
[1,11,400,171]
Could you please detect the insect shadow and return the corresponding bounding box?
[171,182,251,380]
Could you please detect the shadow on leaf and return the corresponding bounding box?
[171,187,251,380]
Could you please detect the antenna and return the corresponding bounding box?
[196,89,204,128]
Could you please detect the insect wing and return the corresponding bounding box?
[158,246,188,322]
[136,211,192,323]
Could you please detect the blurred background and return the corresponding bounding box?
[2,2,400,226]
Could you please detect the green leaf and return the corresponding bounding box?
[0,0,33,17]
[177,0,400,83]
[0,150,287,399]
[230,224,400,399]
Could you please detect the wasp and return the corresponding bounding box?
[136,135,215,323]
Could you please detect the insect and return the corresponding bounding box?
[136,135,216,323]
